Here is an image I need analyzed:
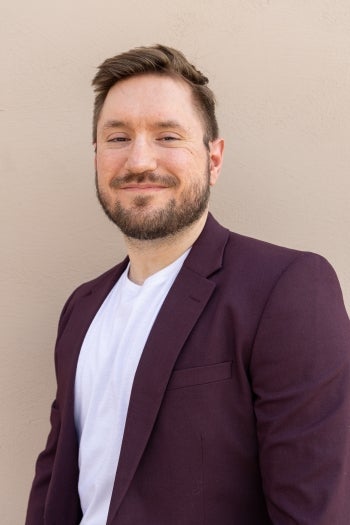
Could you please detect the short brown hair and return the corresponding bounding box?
[91,44,219,144]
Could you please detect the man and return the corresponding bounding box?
[26,45,350,524]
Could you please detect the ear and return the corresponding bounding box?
[93,143,97,170]
[208,138,224,186]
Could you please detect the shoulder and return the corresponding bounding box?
[205,216,347,317]
[56,257,129,334]
[202,212,312,271]
[224,226,338,287]
[228,232,350,348]
[68,259,127,301]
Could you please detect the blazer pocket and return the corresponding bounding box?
[167,361,232,390]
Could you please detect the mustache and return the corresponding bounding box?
[110,172,178,188]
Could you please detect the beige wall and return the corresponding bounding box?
[2,1,350,522]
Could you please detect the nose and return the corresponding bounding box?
[124,137,157,174]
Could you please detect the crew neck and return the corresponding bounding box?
[126,248,191,288]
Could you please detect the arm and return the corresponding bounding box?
[25,400,61,525]
[251,253,350,524]
[25,292,75,525]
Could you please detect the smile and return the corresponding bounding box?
[120,184,169,192]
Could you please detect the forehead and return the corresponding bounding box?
[98,73,203,130]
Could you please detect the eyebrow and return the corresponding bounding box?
[155,120,187,133]
[101,120,127,131]
[101,119,187,134]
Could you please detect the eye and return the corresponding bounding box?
[157,134,180,143]
[107,136,130,142]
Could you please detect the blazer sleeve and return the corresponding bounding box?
[250,253,350,524]
[25,292,74,525]
[25,400,61,525]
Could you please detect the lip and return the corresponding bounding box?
[120,184,169,192]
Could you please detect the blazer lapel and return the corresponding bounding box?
[58,260,129,411]
[107,214,230,523]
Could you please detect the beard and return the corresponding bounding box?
[95,166,211,240]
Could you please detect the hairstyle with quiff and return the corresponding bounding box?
[91,44,219,145]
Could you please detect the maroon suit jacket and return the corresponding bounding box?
[26,214,350,524]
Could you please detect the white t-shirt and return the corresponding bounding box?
[74,250,190,524]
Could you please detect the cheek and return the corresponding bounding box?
[96,150,125,175]
[162,149,205,175]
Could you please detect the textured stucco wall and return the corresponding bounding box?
[1,1,350,522]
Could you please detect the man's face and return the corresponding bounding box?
[95,73,223,240]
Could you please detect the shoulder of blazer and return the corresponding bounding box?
[188,213,309,282]
[56,256,129,337]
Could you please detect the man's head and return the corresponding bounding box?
[93,45,224,241]
[92,44,219,147]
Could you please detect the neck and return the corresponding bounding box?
[125,211,208,285]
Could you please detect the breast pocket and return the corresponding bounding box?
[167,361,232,390]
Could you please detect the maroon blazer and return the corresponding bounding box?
[26,214,350,524]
